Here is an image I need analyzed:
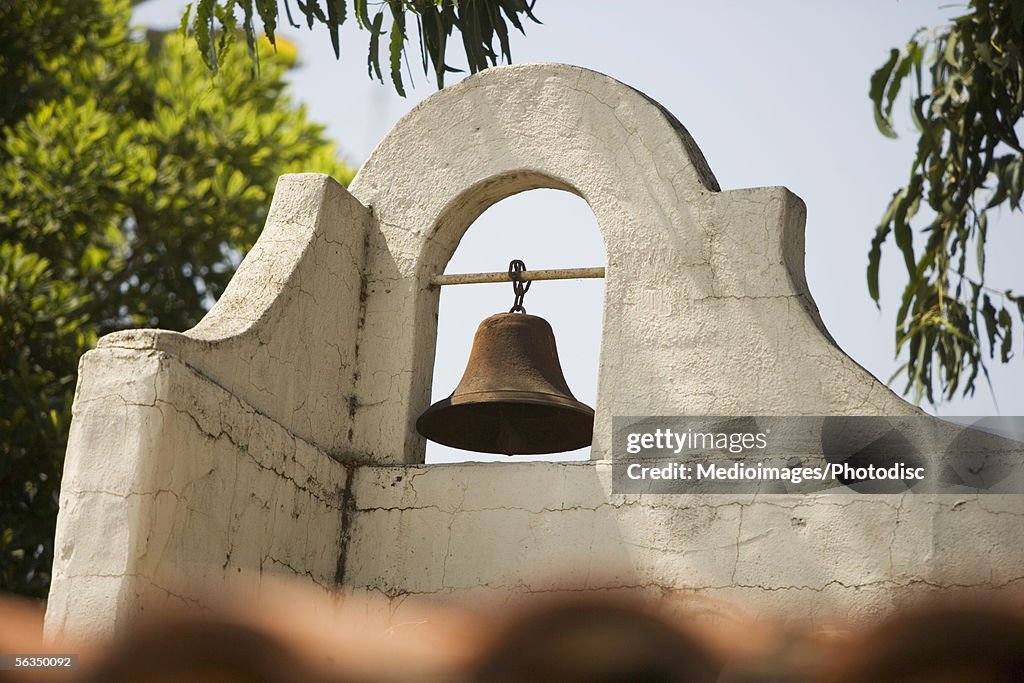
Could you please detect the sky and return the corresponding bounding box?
[135,2,1024,463]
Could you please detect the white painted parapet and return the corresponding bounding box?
[345,462,1024,624]
[46,64,1023,640]
[45,175,363,639]
[346,64,918,465]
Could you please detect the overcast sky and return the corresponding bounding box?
[135,2,1024,463]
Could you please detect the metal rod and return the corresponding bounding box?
[430,267,605,287]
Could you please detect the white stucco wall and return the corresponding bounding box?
[46,63,1024,640]
[45,345,350,640]
[346,65,920,465]
[346,463,1024,624]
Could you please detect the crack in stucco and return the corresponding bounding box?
[334,465,357,586]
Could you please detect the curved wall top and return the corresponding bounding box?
[97,63,916,464]
[346,63,916,463]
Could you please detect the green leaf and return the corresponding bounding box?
[180,3,194,40]
[867,218,891,304]
[488,1,511,63]
[355,0,371,30]
[999,308,1013,362]
[975,209,987,277]
[943,29,961,67]
[326,0,346,58]
[892,175,923,277]
[241,0,259,77]
[194,0,218,72]
[255,0,278,45]
[388,2,407,97]
[367,10,384,81]
[981,294,998,355]
[870,48,901,138]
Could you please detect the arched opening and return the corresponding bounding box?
[424,189,605,463]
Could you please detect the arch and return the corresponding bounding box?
[421,170,581,282]
[346,63,917,465]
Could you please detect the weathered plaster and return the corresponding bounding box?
[46,63,1023,641]
[346,64,918,465]
[343,464,1024,624]
[93,174,371,455]
[46,347,349,640]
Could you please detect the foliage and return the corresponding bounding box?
[868,0,1024,404]
[0,246,92,596]
[183,0,540,96]
[0,0,352,598]
[0,1,117,129]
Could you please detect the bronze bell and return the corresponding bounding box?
[417,312,595,455]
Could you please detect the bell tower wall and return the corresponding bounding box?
[45,64,1024,641]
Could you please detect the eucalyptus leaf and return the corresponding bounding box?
[868,0,1024,404]
[186,0,541,97]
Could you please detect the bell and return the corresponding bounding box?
[417,313,595,455]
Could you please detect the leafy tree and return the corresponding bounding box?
[0,0,352,598]
[183,0,540,96]
[869,0,1024,404]
[0,246,92,597]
